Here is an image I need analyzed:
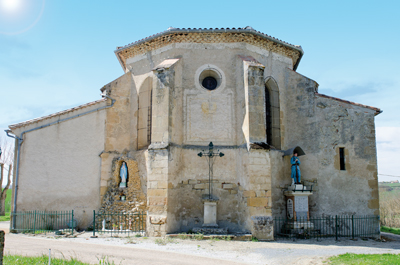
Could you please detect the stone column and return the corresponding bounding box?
[146,59,179,237]
[240,56,266,147]
[245,150,273,240]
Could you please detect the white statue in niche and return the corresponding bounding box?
[119,162,128,188]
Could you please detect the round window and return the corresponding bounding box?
[202,76,218,90]
[199,68,222,91]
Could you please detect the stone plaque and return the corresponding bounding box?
[295,196,308,212]
[287,199,293,219]
[296,211,308,220]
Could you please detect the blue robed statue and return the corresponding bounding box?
[290,152,301,185]
[119,162,128,187]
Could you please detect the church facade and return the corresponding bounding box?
[7,27,381,237]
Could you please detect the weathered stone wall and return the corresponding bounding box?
[123,42,291,235]
[100,72,138,199]
[100,157,146,213]
[272,68,379,217]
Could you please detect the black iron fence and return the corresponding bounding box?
[11,210,75,234]
[274,215,380,239]
[92,210,146,237]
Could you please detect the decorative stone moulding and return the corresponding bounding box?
[117,32,301,70]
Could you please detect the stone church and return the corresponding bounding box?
[7,27,381,238]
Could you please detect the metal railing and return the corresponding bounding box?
[274,215,380,239]
[11,210,75,234]
[92,210,146,237]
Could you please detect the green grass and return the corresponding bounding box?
[4,254,89,264]
[379,182,400,188]
[381,226,400,235]
[329,253,400,265]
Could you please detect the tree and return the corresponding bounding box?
[0,136,14,216]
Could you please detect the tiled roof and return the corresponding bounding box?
[316,93,382,115]
[9,98,107,129]
[116,26,302,52]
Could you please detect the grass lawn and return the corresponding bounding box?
[329,253,400,265]
[4,254,89,264]
[0,189,12,221]
[381,226,400,235]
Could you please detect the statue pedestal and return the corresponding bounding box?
[284,184,313,220]
[283,184,314,231]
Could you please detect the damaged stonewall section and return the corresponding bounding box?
[6,27,381,241]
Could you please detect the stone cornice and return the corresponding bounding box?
[115,28,304,71]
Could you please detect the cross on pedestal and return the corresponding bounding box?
[197,142,224,199]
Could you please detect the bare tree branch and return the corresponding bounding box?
[0,164,3,198]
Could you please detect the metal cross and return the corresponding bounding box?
[197,142,224,199]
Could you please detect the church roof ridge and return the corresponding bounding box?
[9,98,107,129]
[115,27,304,70]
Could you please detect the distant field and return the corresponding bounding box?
[379,182,400,188]
[379,182,400,228]
[379,182,400,200]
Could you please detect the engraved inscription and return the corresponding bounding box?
[295,196,308,212]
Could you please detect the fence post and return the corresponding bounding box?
[351,215,354,240]
[71,210,74,235]
[93,210,96,237]
[335,215,338,241]
[33,210,37,234]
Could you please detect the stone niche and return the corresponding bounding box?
[100,157,147,213]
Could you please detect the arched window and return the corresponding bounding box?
[265,78,281,149]
[138,77,153,149]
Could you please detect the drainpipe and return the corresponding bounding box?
[4,130,22,230]
[5,95,115,229]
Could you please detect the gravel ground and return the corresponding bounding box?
[2,221,400,265]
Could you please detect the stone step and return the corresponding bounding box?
[166,233,252,241]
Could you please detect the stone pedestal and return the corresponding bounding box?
[251,216,274,241]
[203,200,218,227]
[192,198,228,234]
[282,184,314,232]
[283,184,313,220]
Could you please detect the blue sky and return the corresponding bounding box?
[0,0,399,181]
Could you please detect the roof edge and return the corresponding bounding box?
[316,93,382,115]
[9,98,107,130]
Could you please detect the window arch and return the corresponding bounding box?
[265,77,281,149]
[137,77,153,149]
